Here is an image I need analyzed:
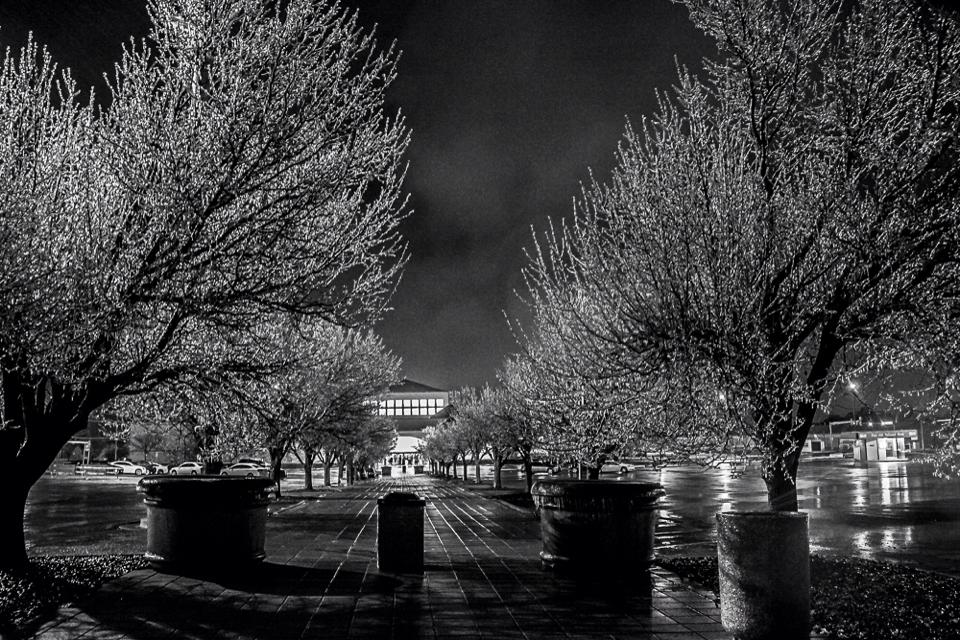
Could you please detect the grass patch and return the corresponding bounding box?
[658,555,960,640]
[0,554,147,638]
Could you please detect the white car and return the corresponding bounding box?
[144,462,168,475]
[220,462,268,477]
[109,460,148,475]
[169,461,203,475]
[600,461,639,475]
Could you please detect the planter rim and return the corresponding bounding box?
[138,475,275,488]
[531,478,664,498]
[716,510,808,519]
[138,475,274,506]
[378,491,425,505]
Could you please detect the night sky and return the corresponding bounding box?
[0,1,713,390]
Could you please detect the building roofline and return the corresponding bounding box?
[388,377,447,393]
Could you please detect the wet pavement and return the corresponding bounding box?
[490,459,960,575]
[27,459,960,575]
[647,460,960,576]
[34,476,742,640]
[25,475,147,556]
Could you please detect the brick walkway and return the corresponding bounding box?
[32,476,731,639]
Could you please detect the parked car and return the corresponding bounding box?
[220,462,268,477]
[109,460,148,475]
[142,461,168,475]
[169,461,203,475]
[600,461,638,475]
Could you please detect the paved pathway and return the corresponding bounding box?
[32,476,732,639]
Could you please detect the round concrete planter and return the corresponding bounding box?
[717,511,810,640]
[138,476,274,572]
[531,479,665,573]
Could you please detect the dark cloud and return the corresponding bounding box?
[0,0,713,391]
[357,1,712,389]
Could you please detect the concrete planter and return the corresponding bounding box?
[138,476,274,572]
[413,465,424,474]
[531,479,665,573]
[381,466,392,477]
[717,511,810,640]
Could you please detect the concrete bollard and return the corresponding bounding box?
[377,491,425,573]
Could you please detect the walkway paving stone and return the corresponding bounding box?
[32,476,736,639]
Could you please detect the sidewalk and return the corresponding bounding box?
[32,476,730,639]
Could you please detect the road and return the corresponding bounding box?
[25,459,960,575]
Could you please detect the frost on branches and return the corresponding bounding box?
[104,318,401,496]
[0,0,408,568]
[523,0,960,510]
[421,386,515,486]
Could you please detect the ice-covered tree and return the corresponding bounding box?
[191,321,399,495]
[421,423,459,478]
[0,0,408,569]
[507,293,644,478]
[288,328,400,488]
[526,0,960,510]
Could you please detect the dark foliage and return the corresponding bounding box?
[657,555,960,640]
[0,555,147,638]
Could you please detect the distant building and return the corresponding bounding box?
[377,378,449,467]
[807,410,918,459]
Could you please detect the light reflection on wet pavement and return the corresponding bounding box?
[640,460,960,576]
[26,460,960,575]
[25,475,148,556]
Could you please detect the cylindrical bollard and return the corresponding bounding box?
[717,510,810,640]
[377,491,425,573]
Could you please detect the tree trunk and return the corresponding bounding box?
[492,453,503,489]
[0,396,91,571]
[764,450,802,511]
[268,446,284,498]
[338,460,345,486]
[324,458,333,487]
[474,448,482,484]
[764,473,799,511]
[346,457,354,486]
[0,483,30,571]
[461,454,468,481]
[520,450,534,493]
[303,452,314,491]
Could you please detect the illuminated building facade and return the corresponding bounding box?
[377,378,449,467]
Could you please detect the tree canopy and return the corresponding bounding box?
[0,0,409,569]
[522,0,960,509]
